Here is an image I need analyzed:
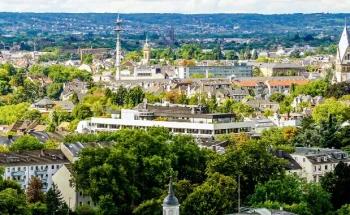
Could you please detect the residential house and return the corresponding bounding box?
[291,147,350,182]
[0,150,69,191]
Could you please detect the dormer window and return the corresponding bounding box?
[317,157,321,162]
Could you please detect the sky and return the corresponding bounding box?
[0,0,350,14]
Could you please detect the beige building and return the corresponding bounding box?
[52,164,93,211]
[258,63,306,77]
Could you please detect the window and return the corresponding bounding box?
[30,166,33,170]
[52,165,54,169]
[325,165,328,170]
[23,167,26,171]
[17,167,20,171]
[303,158,306,162]
[7,168,10,172]
[56,165,59,169]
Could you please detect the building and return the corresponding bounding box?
[142,37,151,65]
[0,150,69,191]
[233,76,308,96]
[290,147,350,182]
[176,62,252,79]
[77,103,256,138]
[52,164,94,211]
[335,22,350,82]
[31,98,75,113]
[257,63,306,77]
[233,208,296,215]
[163,178,180,215]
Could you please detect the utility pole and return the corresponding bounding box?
[238,174,241,213]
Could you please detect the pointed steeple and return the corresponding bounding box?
[338,19,350,63]
[163,177,179,207]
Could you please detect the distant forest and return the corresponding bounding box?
[0,13,348,51]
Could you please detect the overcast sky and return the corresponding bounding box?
[0,0,350,14]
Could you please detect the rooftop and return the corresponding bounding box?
[0,149,69,166]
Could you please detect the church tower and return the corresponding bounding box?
[163,178,180,215]
[335,20,350,82]
[143,37,151,65]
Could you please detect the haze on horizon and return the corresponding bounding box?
[1,0,350,14]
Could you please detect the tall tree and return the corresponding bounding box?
[26,177,44,203]
[321,162,350,209]
[45,183,69,215]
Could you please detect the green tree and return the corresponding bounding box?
[270,93,286,103]
[76,204,97,215]
[26,177,44,203]
[70,92,80,105]
[207,141,286,201]
[45,183,69,215]
[82,54,93,65]
[0,188,30,215]
[337,204,350,215]
[312,98,350,124]
[321,162,350,209]
[126,86,145,106]
[47,83,63,100]
[325,82,350,99]
[9,135,43,151]
[294,80,329,97]
[181,173,237,215]
[29,202,47,215]
[250,175,332,215]
[73,104,93,120]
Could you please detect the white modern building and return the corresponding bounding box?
[77,103,262,137]
[176,62,252,79]
[291,147,350,182]
[0,150,69,191]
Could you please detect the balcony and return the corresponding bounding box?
[11,171,25,177]
[35,170,47,175]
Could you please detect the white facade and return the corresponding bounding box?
[77,117,253,138]
[291,148,350,182]
[0,150,69,192]
[176,63,252,79]
[77,109,257,138]
[163,205,180,215]
[3,162,66,191]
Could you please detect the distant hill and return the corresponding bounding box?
[0,13,347,50]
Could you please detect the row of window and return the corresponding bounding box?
[92,123,251,135]
[7,164,61,173]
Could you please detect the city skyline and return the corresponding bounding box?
[1,0,350,14]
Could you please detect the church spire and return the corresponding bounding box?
[163,177,180,215]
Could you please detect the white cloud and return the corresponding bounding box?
[0,0,349,13]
